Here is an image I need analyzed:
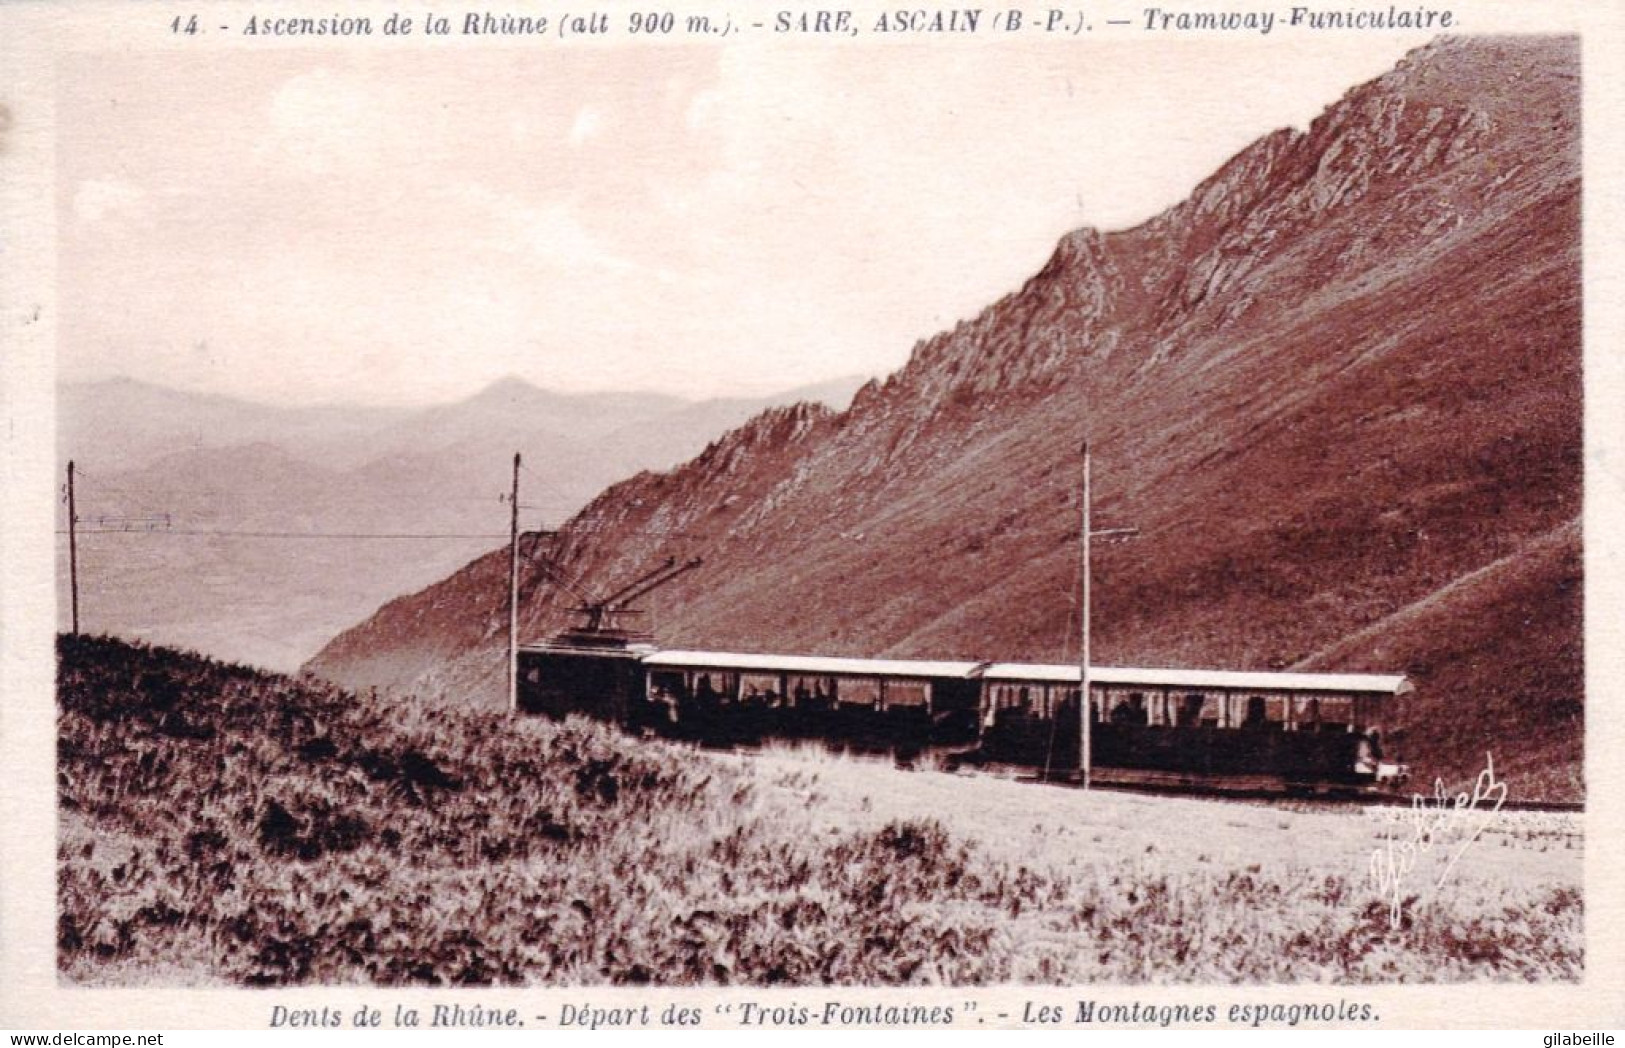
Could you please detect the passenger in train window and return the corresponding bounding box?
[1111,692,1148,726]
[1355,734,1380,774]
[1179,694,1205,727]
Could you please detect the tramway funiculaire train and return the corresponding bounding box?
[517,630,1411,793]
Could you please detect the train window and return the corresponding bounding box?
[1108,692,1149,726]
[786,675,835,707]
[1238,696,1287,730]
[886,680,929,708]
[1176,693,1205,727]
[1318,697,1353,731]
[694,672,739,702]
[648,670,684,698]
[839,677,881,708]
[1040,686,1074,720]
[740,673,781,705]
[993,684,1032,713]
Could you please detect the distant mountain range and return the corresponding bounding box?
[57,374,867,670]
[307,38,1584,800]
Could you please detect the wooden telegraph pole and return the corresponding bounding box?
[1078,442,1091,790]
[67,460,80,635]
[508,452,521,713]
[1075,444,1140,790]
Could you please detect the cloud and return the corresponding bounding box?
[443,182,636,274]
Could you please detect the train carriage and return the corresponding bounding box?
[978,662,1411,790]
[640,650,983,750]
[516,635,654,723]
[517,639,1410,793]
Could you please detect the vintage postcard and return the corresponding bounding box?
[2,0,1622,1032]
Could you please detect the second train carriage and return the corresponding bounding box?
[516,641,1411,790]
[976,662,1410,789]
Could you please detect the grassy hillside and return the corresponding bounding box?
[60,635,1580,985]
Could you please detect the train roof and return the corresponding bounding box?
[979,662,1411,695]
[642,649,983,679]
[527,642,1409,696]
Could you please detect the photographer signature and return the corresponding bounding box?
[1368,753,1507,930]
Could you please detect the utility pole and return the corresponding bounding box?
[508,452,521,713]
[1075,444,1140,790]
[1078,442,1091,790]
[67,460,80,635]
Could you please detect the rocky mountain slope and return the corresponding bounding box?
[308,37,1583,799]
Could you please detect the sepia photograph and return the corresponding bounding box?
[3,0,1620,1031]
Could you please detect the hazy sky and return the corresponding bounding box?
[58,35,1426,406]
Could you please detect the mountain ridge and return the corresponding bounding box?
[58,373,867,670]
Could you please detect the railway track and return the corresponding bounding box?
[1053,778,1584,813]
[1352,793,1582,814]
[745,743,1585,813]
[985,762,1585,813]
[743,742,1587,813]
